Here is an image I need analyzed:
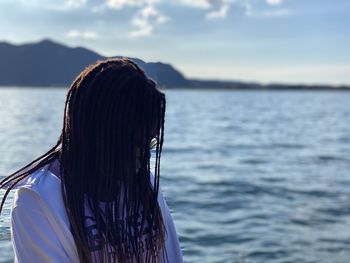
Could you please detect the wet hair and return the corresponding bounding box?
[0,58,167,262]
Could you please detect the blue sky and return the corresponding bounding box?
[0,0,349,85]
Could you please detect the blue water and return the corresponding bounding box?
[0,88,350,263]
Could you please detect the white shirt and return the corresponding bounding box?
[9,164,183,263]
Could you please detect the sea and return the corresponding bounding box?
[0,87,350,263]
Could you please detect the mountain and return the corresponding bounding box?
[0,39,189,87]
[0,39,348,89]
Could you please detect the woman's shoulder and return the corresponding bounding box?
[10,164,79,262]
[11,163,77,252]
[11,163,68,223]
[10,162,66,218]
[8,163,58,191]
[10,164,61,208]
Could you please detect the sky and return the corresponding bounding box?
[0,0,349,85]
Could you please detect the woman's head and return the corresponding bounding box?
[62,58,165,196]
[0,58,167,262]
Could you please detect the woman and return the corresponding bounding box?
[0,58,183,262]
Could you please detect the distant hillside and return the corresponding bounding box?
[0,39,189,87]
[0,39,348,90]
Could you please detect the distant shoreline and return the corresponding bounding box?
[0,85,349,91]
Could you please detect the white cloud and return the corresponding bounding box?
[266,0,283,5]
[178,0,212,9]
[178,0,289,19]
[129,18,153,37]
[128,4,169,37]
[64,0,87,8]
[179,0,232,18]
[106,0,160,9]
[140,5,158,16]
[206,0,230,19]
[66,30,97,39]
[243,1,290,18]
[156,15,169,23]
[12,0,88,10]
[107,0,141,9]
[105,0,167,37]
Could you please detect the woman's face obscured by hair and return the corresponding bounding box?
[63,58,165,186]
[67,58,164,148]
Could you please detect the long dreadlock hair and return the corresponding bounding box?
[0,58,167,262]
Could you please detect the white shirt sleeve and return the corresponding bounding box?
[11,188,73,263]
[157,190,184,263]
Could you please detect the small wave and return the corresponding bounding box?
[289,218,310,226]
[314,155,348,163]
[319,238,350,245]
[232,143,305,150]
[196,164,232,173]
[260,177,286,183]
[287,188,336,198]
[271,143,305,149]
[163,147,202,154]
[247,250,289,260]
[195,233,255,246]
[240,158,269,165]
[316,207,350,217]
